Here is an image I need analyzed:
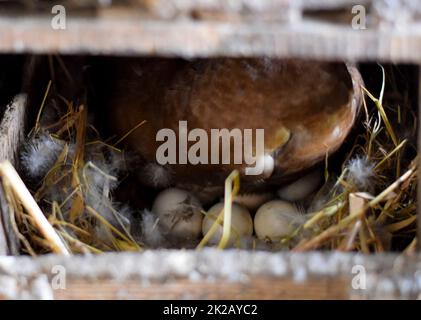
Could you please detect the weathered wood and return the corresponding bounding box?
[53,277,350,300]
[0,1,421,62]
[0,94,26,256]
[0,94,27,166]
[0,250,420,299]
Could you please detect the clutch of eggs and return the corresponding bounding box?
[148,180,318,247]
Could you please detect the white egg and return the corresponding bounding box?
[277,170,322,202]
[202,202,253,246]
[152,188,203,242]
[233,192,274,211]
[254,200,303,241]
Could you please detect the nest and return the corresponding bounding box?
[0,63,417,255]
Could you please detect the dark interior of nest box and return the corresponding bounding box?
[0,54,419,256]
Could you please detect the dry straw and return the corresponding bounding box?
[1,64,417,255]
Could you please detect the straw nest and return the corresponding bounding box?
[0,64,417,255]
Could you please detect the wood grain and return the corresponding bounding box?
[0,1,420,62]
[0,94,26,256]
[0,250,420,299]
[53,276,349,300]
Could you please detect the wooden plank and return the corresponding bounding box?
[0,94,27,166]
[0,250,420,299]
[53,277,349,300]
[0,1,420,61]
[0,12,421,62]
[0,94,26,256]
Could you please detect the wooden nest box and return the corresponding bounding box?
[0,0,421,300]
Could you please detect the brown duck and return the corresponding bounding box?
[105,58,362,201]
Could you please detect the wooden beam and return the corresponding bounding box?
[0,250,420,299]
[0,1,420,62]
[53,276,350,300]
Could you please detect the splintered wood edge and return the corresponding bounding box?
[0,250,420,299]
[0,94,27,256]
[0,94,27,166]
